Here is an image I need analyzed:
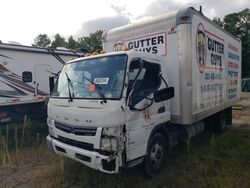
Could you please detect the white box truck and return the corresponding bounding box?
[0,43,83,123]
[46,7,241,176]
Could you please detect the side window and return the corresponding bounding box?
[22,71,32,83]
[128,60,161,104]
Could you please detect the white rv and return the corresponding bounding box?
[0,43,83,123]
[46,7,241,176]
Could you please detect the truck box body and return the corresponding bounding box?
[103,7,241,124]
[0,43,83,123]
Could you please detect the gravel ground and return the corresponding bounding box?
[232,98,250,129]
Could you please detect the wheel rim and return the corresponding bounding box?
[150,143,164,166]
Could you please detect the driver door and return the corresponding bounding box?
[125,59,169,162]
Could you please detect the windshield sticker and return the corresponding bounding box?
[89,84,95,92]
[94,78,109,85]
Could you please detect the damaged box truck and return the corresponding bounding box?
[46,7,241,176]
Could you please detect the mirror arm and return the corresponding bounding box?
[126,58,144,104]
[160,73,168,88]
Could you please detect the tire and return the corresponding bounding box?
[144,133,167,177]
[205,110,227,134]
[214,111,227,134]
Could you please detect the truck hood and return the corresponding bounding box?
[48,98,126,128]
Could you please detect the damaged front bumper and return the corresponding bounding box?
[47,135,119,173]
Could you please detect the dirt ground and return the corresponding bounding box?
[232,98,250,129]
[0,98,250,188]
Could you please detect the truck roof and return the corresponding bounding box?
[0,42,83,56]
[67,51,164,64]
[176,7,240,41]
[103,7,240,42]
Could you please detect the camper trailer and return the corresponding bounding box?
[0,43,83,123]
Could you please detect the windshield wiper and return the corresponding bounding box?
[65,73,74,102]
[82,75,107,103]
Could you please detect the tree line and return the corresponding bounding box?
[213,8,250,78]
[32,30,103,53]
[32,8,250,78]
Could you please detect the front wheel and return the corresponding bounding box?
[144,133,167,177]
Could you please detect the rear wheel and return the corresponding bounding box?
[144,133,167,177]
[206,110,227,134]
[214,111,226,133]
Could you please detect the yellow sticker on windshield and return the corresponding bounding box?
[89,84,95,92]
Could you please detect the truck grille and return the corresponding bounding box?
[56,136,94,151]
[55,122,97,136]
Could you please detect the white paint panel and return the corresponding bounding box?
[34,64,52,93]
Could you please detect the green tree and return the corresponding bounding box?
[32,34,51,48]
[212,17,223,27]
[214,9,250,78]
[51,34,67,49]
[224,9,250,78]
[67,35,78,50]
[78,30,103,53]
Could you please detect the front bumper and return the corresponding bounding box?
[47,135,119,173]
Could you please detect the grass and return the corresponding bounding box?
[39,129,250,188]
[0,120,250,188]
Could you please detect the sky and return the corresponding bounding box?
[1,0,249,46]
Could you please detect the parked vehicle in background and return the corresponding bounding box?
[241,78,250,98]
[47,7,241,176]
[0,43,84,123]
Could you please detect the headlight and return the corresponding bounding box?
[48,126,55,137]
[100,127,121,152]
[100,137,118,152]
[102,127,119,136]
[47,117,55,137]
[47,117,53,126]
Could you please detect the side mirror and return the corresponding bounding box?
[22,71,32,83]
[154,87,174,102]
[49,76,55,93]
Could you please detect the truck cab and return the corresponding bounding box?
[47,51,174,175]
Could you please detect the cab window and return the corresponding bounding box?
[128,60,161,104]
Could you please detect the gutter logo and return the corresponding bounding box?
[196,23,207,73]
